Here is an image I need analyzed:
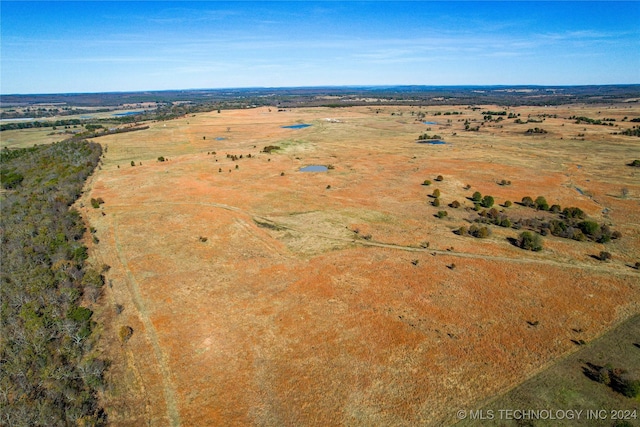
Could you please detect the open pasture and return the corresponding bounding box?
[76,104,639,425]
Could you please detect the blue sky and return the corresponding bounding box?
[1,1,639,94]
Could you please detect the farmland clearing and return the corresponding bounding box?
[44,104,640,425]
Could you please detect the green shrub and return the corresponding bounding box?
[433,189,441,198]
[578,220,600,236]
[504,200,512,207]
[422,179,432,186]
[436,210,447,218]
[435,175,444,181]
[90,198,100,209]
[517,231,543,251]
[472,191,482,202]
[450,200,460,208]
[481,195,494,208]
[157,156,165,162]
[563,206,586,220]
[521,196,534,207]
[535,196,549,211]
[433,198,441,207]
[550,204,561,213]
[456,226,468,235]
[130,160,135,167]
[469,225,490,238]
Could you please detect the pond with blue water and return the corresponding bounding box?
[113,111,144,117]
[423,121,438,125]
[417,140,447,145]
[300,165,328,172]
[282,124,312,129]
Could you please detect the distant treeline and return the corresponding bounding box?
[1,119,84,131]
[0,140,107,425]
[72,125,150,140]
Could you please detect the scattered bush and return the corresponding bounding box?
[525,127,548,134]
[498,179,511,186]
[90,198,101,208]
[119,325,134,343]
[435,175,444,181]
[422,179,432,186]
[628,159,640,167]
[469,225,490,238]
[456,226,468,236]
[598,251,612,261]
[432,189,441,198]
[481,195,495,208]
[449,200,460,208]
[157,156,165,162]
[263,145,280,153]
[521,196,534,207]
[563,206,586,220]
[472,191,482,202]
[517,231,543,251]
[436,210,448,218]
[504,200,512,207]
[432,198,441,207]
[550,204,561,213]
[130,160,135,167]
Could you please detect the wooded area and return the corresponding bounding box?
[0,140,106,426]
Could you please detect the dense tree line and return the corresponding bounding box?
[1,119,84,132]
[0,140,107,426]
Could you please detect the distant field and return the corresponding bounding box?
[33,103,640,425]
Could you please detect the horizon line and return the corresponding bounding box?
[3,83,640,97]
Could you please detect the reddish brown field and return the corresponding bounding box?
[80,105,640,426]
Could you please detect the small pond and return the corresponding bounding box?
[113,111,144,117]
[215,137,225,141]
[423,121,438,125]
[282,124,312,129]
[300,165,328,172]
[417,140,447,145]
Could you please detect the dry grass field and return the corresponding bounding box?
[69,104,639,425]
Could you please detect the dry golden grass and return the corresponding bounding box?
[74,105,639,426]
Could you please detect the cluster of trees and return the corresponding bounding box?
[585,362,640,398]
[471,191,495,208]
[525,127,548,134]
[0,140,107,425]
[615,126,640,137]
[472,198,620,244]
[417,133,443,140]
[571,116,616,126]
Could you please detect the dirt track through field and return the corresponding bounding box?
[107,201,638,279]
[112,212,182,426]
